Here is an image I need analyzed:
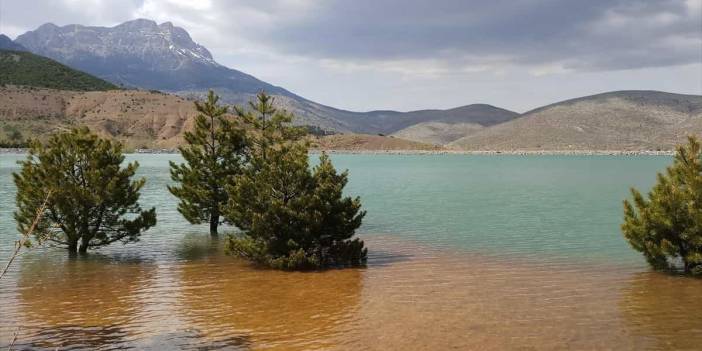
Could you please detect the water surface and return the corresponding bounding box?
[2,154,702,350]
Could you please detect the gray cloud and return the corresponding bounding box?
[223,0,701,71]
[4,0,700,71]
[1,0,700,112]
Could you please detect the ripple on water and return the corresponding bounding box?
[1,235,701,350]
[2,154,702,350]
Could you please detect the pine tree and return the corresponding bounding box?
[232,91,305,160]
[13,127,156,254]
[225,92,366,270]
[307,153,367,266]
[168,90,247,236]
[622,136,702,276]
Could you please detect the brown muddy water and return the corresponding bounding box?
[2,154,702,350]
[2,236,702,350]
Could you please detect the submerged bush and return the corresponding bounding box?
[622,136,702,276]
[225,92,366,270]
[13,127,156,254]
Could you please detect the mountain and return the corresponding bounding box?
[449,91,702,151]
[14,19,520,134]
[0,86,434,150]
[0,50,118,91]
[3,86,700,151]
[389,104,519,144]
[14,20,355,131]
[0,34,26,51]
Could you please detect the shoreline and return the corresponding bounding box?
[1,148,675,156]
[313,149,675,156]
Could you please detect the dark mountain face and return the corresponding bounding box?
[0,35,26,51]
[0,49,117,91]
[15,19,289,95]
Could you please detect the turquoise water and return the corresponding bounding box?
[7,153,702,350]
[1,153,670,265]
[333,154,670,265]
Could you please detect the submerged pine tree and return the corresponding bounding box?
[168,90,247,236]
[622,136,702,276]
[225,92,366,269]
[13,127,156,254]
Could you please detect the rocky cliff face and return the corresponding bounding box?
[15,19,288,95]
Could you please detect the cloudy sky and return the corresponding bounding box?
[1,0,701,112]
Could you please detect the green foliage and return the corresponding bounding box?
[13,127,156,253]
[622,136,702,276]
[232,91,306,159]
[0,125,27,148]
[0,49,117,91]
[168,90,247,236]
[225,92,367,270]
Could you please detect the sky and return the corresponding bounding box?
[1,0,701,113]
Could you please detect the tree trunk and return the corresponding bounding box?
[79,239,90,254]
[683,259,690,274]
[210,212,219,237]
[68,239,78,255]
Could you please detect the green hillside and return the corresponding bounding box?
[0,49,118,91]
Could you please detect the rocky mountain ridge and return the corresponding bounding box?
[14,19,520,134]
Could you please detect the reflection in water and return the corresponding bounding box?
[13,255,156,350]
[619,272,702,350]
[347,239,702,351]
[2,236,702,350]
[174,235,364,350]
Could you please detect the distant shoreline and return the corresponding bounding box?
[1,148,675,156]
[313,149,675,156]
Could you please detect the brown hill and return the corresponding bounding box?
[0,86,444,151]
[450,91,702,151]
[312,134,443,151]
[391,121,486,145]
[0,86,197,149]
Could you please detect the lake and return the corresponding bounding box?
[2,153,702,350]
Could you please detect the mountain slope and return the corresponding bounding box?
[15,20,286,93]
[0,50,118,91]
[0,35,26,51]
[14,19,520,134]
[313,134,443,151]
[14,20,354,131]
[392,122,487,145]
[449,91,702,151]
[0,86,436,151]
[0,86,196,148]
[389,104,520,144]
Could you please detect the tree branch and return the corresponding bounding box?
[1,191,51,281]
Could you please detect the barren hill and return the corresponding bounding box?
[0,86,442,151]
[388,104,520,145]
[449,91,702,151]
[392,122,486,145]
[0,86,197,148]
[313,134,443,151]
